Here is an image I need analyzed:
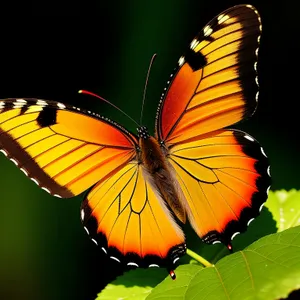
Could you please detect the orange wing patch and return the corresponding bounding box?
[0,98,137,198]
[156,5,261,145]
[168,130,270,246]
[81,162,186,268]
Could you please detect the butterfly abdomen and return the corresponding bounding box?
[139,136,186,223]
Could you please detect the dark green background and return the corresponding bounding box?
[0,1,298,299]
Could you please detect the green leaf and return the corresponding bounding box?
[145,264,202,299]
[96,268,166,300]
[265,189,300,231]
[147,225,300,300]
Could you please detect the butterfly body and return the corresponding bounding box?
[0,4,271,279]
[138,126,187,223]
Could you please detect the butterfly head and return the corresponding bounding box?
[137,126,150,139]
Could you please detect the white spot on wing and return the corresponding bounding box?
[190,38,199,50]
[0,149,8,156]
[91,238,98,245]
[110,256,121,263]
[259,203,264,212]
[203,25,213,37]
[101,247,107,254]
[41,187,51,194]
[80,209,85,221]
[244,134,254,142]
[257,36,261,43]
[247,218,255,226]
[37,99,48,106]
[13,102,25,108]
[30,178,39,186]
[178,56,185,67]
[217,14,229,24]
[255,76,259,86]
[10,158,18,166]
[267,166,271,176]
[127,262,139,267]
[254,62,258,72]
[261,147,267,157]
[57,103,66,109]
[231,232,240,241]
[54,194,62,198]
[212,240,221,245]
[16,99,27,103]
[267,186,270,195]
[84,226,89,235]
[173,257,180,264]
[149,264,159,268]
[20,168,28,176]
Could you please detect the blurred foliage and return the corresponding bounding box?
[265,190,300,231]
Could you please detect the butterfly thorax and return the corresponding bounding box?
[137,126,186,224]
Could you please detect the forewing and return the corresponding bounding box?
[156,5,261,146]
[0,98,137,198]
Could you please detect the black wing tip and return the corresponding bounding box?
[216,4,262,120]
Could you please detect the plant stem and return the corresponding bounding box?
[186,248,213,267]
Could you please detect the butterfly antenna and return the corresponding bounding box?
[78,90,140,127]
[140,53,157,125]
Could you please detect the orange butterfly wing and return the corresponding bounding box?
[168,129,270,245]
[81,162,185,270]
[0,98,137,197]
[156,4,261,145]
[155,5,271,246]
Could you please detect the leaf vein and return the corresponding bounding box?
[241,251,255,290]
[214,267,230,300]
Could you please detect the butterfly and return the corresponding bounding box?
[0,4,271,279]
